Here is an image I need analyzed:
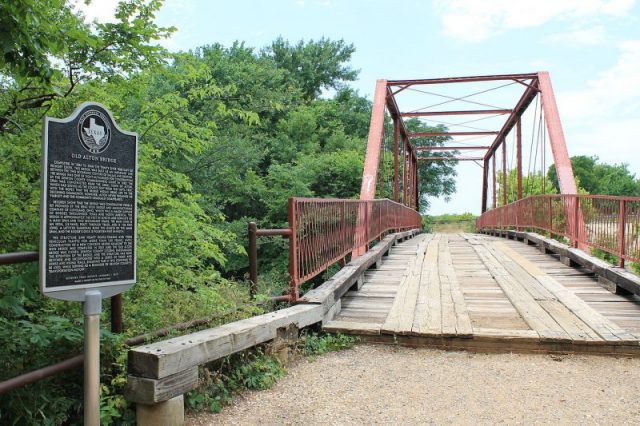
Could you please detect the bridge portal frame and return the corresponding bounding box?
[359,72,580,225]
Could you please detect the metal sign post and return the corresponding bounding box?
[83,290,102,425]
[40,102,138,425]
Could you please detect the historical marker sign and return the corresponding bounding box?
[40,102,138,301]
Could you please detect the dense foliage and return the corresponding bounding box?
[0,1,459,423]
[422,212,477,233]
[548,155,640,196]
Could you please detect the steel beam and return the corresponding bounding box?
[387,73,538,86]
[502,139,507,206]
[481,158,489,213]
[516,117,523,199]
[359,80,388,201]
[410,131,498,138]
[393,117,399,202]
[492,155,497,209]
[484,79,539,160]
[401,109,512,117]
[537,72,578,195]
[415,146,490,151]
[418,156,484,161]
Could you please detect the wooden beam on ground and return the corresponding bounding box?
[128,304,323,379]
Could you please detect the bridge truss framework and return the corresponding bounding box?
[358,72,579,214]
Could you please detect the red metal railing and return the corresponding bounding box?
[477,194,640,267]
[249,198,422,302]
[291,198,422,288]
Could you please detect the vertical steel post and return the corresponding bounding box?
[110,294,122,333]
[414,155,420,211]
[502,139,507,206]
[288,199,298,302]
[248,222,258,298]
[481,158,489,213]
[618,199,626,268]
[548,197,553,238]
[403,144,408,205]
[84,290,101,426]
[516,117,523,200]
[492,154,497,209]
[340,201,346,249]
[393,118,399,202]
[365,200,370,251]
[573,196,580,248]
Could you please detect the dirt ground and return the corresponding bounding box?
[187,344,640,425]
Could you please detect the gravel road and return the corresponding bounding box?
[187,344,640,425]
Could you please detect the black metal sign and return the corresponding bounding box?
[40,102,138,301]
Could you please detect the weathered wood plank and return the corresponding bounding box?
[128,304,323,379]
[465,235,570,341]
[381,235,432,334]
[492,241,637,342]
[323,320,381,335]
[412,237,442,336]
[482,241,600,341]
[438,235,472,337]
[125,368,198,404]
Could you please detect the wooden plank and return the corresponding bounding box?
[464,235,570,341]
[492,241,638,343]
[438,235,472,337]
[472,328,539,340]
[323,320,381,335]
[128,304,323,379]
[380,235,432,334]
[412,237,442,336]
[481,241,600,341]
[125,367,198,404]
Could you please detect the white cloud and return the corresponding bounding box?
[558,40,640,172]
[559,39,640,119]
[433,0,635,42]
[547,25,608,45]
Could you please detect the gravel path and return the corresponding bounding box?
[187,345,640,425]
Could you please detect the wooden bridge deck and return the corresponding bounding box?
[324,233,640,355]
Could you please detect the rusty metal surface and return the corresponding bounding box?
[401,109,512,117]
[359,80,388,202]
[477,195,640,265]
[537,71,578,196]
[291,198,422,293]
[410,131,498,137]
[0,355,84,396]
[0,251,38,265]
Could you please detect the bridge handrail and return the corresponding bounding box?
[288,197,422,299]
[477,194,640,266]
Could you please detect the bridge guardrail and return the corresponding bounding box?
[249,198,423,302]
[477,194,640,267]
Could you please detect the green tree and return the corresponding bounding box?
[405,120,458,210]
[496,168,557,205]
[0,0,174,134]
[548,155,640,196]
[263,37,358,101]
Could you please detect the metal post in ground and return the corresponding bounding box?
[248,222,258,297]
[83,290,102,426]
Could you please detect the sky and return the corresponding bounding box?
[79,0,640,215]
